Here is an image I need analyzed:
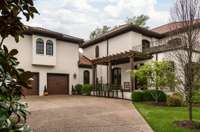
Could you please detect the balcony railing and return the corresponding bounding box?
[132,38,185,54]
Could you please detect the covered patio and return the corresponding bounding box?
[91,50,152,99]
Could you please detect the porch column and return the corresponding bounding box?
[108,62,112,89]
[130,57,135,91]
[92,64,97,90]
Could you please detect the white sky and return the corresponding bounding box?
[24,0,175,39]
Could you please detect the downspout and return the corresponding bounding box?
[107,39,109,84]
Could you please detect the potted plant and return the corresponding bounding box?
[43,85,48,96]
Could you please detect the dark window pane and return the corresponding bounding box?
[36,38,44,54]
[84,70,90,84]
[142,40,150,51]
[46,40,53,56]
[95,46,99,58]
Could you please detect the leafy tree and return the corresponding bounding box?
[0,0,38,131]
[133,61,177,103]
[126,14,149,28]
[90,25,110,40]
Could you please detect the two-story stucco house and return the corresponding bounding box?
[4,26,83,96]
[80,22,200,99]
[4,21,200,98]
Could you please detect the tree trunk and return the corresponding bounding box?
[188,87,193,123]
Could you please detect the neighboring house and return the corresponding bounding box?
[3,26,83,96]
[81,22,200,99]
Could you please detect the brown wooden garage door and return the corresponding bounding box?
[23,73,39,95]
[47,74,69,95]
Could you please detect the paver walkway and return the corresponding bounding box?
[24,96,153,132]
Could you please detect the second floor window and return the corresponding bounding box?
[36,38,44,54]
[142,39,150,51]
[95,46,99,58]
[46,40,53,56]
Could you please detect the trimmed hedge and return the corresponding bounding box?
[132,91,143,102]
[132,90,167,102]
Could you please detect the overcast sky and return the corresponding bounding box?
[24,0,175,39]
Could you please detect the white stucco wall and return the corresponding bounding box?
[32,35,56,66]
[79,68,93,84]
[4,35,80,95]
[83,31,157,85]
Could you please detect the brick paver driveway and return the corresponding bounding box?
[24,96,153,132]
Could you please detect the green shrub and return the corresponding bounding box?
[82,84,93,96]
[143,90,154,101]
[132,91,144,102]
[167,95,183,106]
[143,90,167,102]
[75,84,82,95]
[132,90,167,103]
[151,90,167,102]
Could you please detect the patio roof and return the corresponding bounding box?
[92,50,152,65]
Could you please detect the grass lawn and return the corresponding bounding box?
[134,103,200,132]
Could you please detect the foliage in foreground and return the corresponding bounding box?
[132,61,177,103]
[134,103,200,132]
[0,0,38,131]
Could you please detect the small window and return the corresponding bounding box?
[84,70,90,84]
[95,46,99,58]
[46,40,53,56]
[36,38,44,54]
[168,38,181,46]
[142,40,150,51]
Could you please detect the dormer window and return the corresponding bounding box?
[95,45,99,58]
[46,40,53,56]
[142,39,150,51]
[36,38,44,54]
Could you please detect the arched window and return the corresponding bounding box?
[95,46,99,58]
[46,40,53,56]
[36,38,44,54]
[142,39,150,51]
[83,70,90,84]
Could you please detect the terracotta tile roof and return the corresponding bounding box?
[24,26,84,44]
[152,19,200,34]
[79,55,92,68]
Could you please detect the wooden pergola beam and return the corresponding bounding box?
[92,64,97,90]
[130,57,135,91]
[92,50,152,65]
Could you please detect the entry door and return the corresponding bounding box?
[112,68,121,85]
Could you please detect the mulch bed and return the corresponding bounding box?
[175,120,200,129]
[144,101,167,106]
[192,103,200,108]
[144,101,200,107]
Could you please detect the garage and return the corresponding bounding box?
[47,73,69,95]
[23,73,39,95]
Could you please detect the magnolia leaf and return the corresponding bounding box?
[9,49,18,56]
